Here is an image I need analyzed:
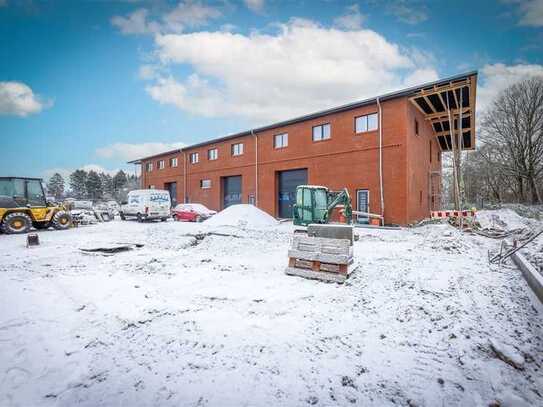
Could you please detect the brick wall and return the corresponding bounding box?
[139,95,441,225]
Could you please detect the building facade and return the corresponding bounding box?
[130,72,477,225]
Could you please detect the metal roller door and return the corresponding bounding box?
[222,176,242,208]
[277,169,308,218]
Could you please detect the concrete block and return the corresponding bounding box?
[512,251,543,305]
[292,235,351,252]
[307,224,354,245]
[288,249,352,264]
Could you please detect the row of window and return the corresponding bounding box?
[189,143,242,164]
[146,113,379,172]
[149,180,212,190]
[146,157,178,172]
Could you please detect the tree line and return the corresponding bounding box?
[444,77,543,207]
[46,169,140,202]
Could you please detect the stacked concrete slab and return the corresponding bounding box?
[285,224,356,283]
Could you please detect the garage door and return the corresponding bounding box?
[277,169,308,218]
[223,176,242,208]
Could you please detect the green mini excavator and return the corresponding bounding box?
[292,185,353,226]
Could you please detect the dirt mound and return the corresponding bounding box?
[476,209,529,230]
[204,204,278,228]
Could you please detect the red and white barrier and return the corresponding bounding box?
[431,209,476,219]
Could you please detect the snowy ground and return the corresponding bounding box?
[1,216,543,406]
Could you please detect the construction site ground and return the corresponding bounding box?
[1,212,542,407]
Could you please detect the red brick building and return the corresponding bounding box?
[129,71,477,225]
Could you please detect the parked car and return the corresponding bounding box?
[68,200,114,224]
[120,189,171,222]
[173,203,217,222]
[93,202,115,221]
[105,200,121,215]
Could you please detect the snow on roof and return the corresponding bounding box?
[204,204,278,228]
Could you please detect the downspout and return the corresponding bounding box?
[183,151,187,203]
[377,97,385,221]
[252,129,258,206]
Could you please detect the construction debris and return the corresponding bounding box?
[26,233,40,247]
[489,228,543,264]
[489,339,525,370]
[80,243,144,255]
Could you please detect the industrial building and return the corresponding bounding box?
[128,71,477,225]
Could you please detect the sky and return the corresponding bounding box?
[1,0,542,181]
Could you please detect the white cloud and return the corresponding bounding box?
[0,0,7,8]
[403,68,439,87]
[0,81,51,117]
[111,1,221,35]
[244,0,264,13]
[333,4,365,30]
[387,0,428,25]
[96,142,186,162]
[138,64,161,80]
[478,63,543,111]
[146,18,438,123]
[111,8,159,35]
[513,0,543,27]
[162,0,221,32]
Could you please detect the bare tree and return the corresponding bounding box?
[480,77,543,204]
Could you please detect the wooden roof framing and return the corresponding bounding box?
[408,74,477,152]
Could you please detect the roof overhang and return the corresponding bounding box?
[128,71,478,163]
[409,73,477,151]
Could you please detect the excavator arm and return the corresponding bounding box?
[326,188,352,224]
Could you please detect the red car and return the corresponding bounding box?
[173,203,217,222]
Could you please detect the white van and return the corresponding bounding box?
[120,189,171,222]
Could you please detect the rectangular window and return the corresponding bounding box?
[0,179,24,197]
[208,148,218,160]
[231,143,244,156]
[274,133,288,149]
[146,162,153,172]
[415,119,419,136]
[170,157,178,167]
[312,123,331,141]
[437,151,441,162]
[355,113,378,133]
[27,179,46,206]
[190,152,199,164]
[149,185,155,189]
[200,179,211,189]
[158,160,165,170]
[429,140,432,163]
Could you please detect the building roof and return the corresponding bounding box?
[128,70,478,164]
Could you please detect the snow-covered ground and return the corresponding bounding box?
[1,215,542,406]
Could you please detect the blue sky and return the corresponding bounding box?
[1,0,542,180]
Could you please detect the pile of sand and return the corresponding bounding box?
[204,204,278,228]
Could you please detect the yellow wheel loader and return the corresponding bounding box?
[0,177,73,234]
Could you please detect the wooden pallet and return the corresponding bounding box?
[287,257,350,274]
[285,235,356,283]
